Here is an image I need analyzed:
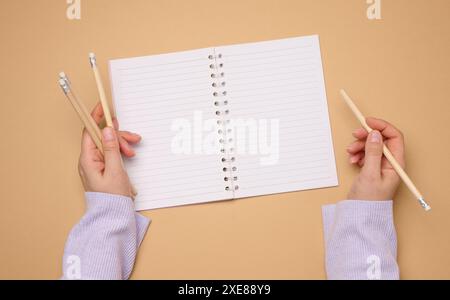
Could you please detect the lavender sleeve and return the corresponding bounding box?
[322,200,399,280]
[61,192,150,280]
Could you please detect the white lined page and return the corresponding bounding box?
[216,35,338,199]
[110,48,230,210]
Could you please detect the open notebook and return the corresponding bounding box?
[109,35,338,211]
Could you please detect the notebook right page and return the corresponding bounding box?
[216,35,338,199]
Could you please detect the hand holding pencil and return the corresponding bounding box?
[78,103,141,198]
[59,53,141,199]
[346,117,406,202]
[341,89,431,211]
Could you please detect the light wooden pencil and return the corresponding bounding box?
[89,53,114,128]
[89,54,138,197]
[340,89,431,211]
[59,72,102,140]
[58,76,104,154]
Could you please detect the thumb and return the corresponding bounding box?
[101,127,123,173]
[361,130,383,177]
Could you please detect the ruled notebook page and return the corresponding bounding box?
[217,35,338,199]
[109,48,230,210]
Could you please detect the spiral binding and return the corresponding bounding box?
[209,51,239,192]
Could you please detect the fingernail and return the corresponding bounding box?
[103,127,115,141]
[370,130,382,143]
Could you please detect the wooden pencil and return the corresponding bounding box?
[89,53,114,128]
[59,73,102,139]
[58,78,104,154]
[88,54,138,196]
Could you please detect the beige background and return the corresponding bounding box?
[0,0,449,279]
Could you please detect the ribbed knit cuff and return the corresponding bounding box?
[321,200,398,280]
[322,200,395,247]
[61,192,151,279]
[85,192,151,233]
[135,213,151,247]
[85,192,135,213]
[323,200,393,229]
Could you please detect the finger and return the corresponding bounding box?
[90,102,104,125]
[101,127,124,174]
[119,131,142,144]
[349,152,364,164]
[119,135,136,157]
[366,117,402,139]
[358,156,365,168]
[80,129,104,176]
[112,117,119,130]
[366,117,405,168]
[81,128,97,154]
[384,137,406,169]
[361,130,383,178]
[352,128,368,140]
[347,140,366,154]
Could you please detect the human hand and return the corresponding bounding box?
[78,103,141,198]
[346,117,405,201]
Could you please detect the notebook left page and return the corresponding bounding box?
[109,48,230,210]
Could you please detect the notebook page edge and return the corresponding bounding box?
[314,35,339,187]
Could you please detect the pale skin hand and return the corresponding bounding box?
[78,103,141,198]
[346,117,406,201]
